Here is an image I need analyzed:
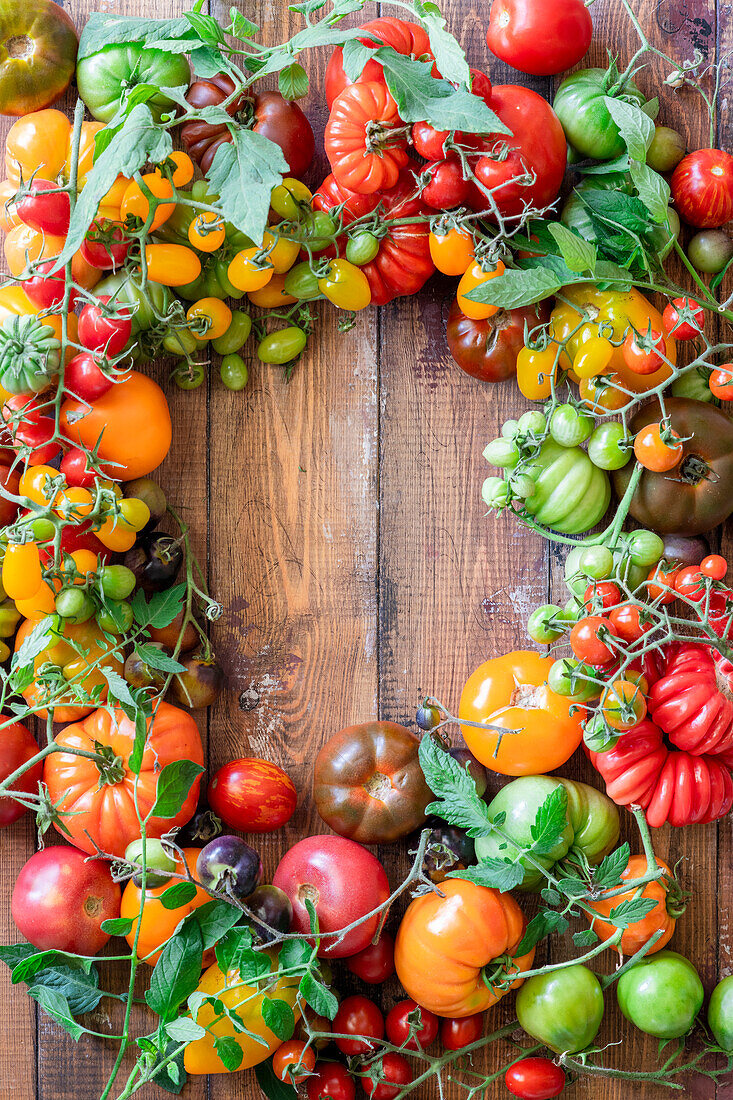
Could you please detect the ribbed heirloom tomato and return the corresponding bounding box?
[43,703,204,856]
[394,878,534,1016]
[324,81,408,195]
[587,856,680,955]
[459,650,585,774]
[325,17,432,108]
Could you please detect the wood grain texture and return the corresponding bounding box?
[0,0,731,1097]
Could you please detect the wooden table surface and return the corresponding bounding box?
[1,0,732,1097]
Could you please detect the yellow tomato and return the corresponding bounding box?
[456,260,506,320]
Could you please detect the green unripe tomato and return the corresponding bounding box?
[483,437,520,468]
[97,600,134,634]
[625,529,664,568]
[0,598,20,638]
[527,603,566,644]
[99,564,137,601]
[257,327,308,365]
[583,712,619,753]
[549,404,593,447]
[220,354,249,391]
[646,125,686,172]
[671,367,714,403]
[302,210,336,252]
[284,262,321,301]
[212,310,252,355]
[687,229,733,274]
[617,951,703,1039]
[173,361,205,390]
[346,230,380,266]
[517,410,546,436]
[28,516,56,542]
[588,422,631,471]
[562,595,585,623]
[55,587,95,624]
[579,545,614,580]
[548,657,599,702]
[162,327,199,357]
[517,965,604,1053]
[124,838,176,888]
[482,476,510,508]
[501,419,520,439]
[564,544,590,597]
[708,975,733,1051]
[508,472,536,499]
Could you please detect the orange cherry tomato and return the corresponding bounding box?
[709,366,733,401]
[608,603,653,642]
[186,297,232,341]
[587,857,679,956]
[228,247,274,293]
[247,273,297,308]
[272,1041,317,1085]
[187,210,225,253]
[120,847,212,965]
[633,423,683,472]
[4,224,101,290]
[600,678,647,731]
[156,150,194,188]
[456,259,506,320]
[646,562,679,604]
[262,229,299,274]
[573,336,614,380]
[14,578,57,619]
[701,554,727,580]
[516,345,558,400]
[5,113,101,190]
[143,243,202,287]
[459,650,584,775]
[429,227,475,276]
[579,371,628,413]
[121,174,175,231]
[0,180,20,232]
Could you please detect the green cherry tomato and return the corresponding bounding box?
[553,69,647,161]
[55,587,95,624]
[578,545,614,580]
[646,125,686,173]
[625,529,664,568]
[583,712,619,753]
[562,595,585,622]
[617,951,703,1039]
[212,310,252,355]
[564,544,589,597]
[483,437,520,468]
[477,776,619,891]
[501,419,520,439]
[173,361,205,390]
[547,657,600,702]
[588,422,631,471]
[482,476,510,509]
[527,603,566,644]
[549,404,594,447]
[687,230,733,274]
[708,975,733,1051]
[508,472,536,499]
[28,516,56,542]
[517,410,547,437]
[257,327,308,365]
[302,210,337,252]
[346,231,380,266]
[0,598,21,638]
[124,837,176,887]
[220,354,249,391]
[97,599,134,634]
[162,327,199,357]
[284,262,321,301]
[517,965,605,1053]
[98,564,137,601]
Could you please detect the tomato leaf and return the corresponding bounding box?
[514,909,568,955]
[0,944,103,1018]
[214,1035,245,1071]
[413,0,471,87]
[77,13,196,58]
[10,950,94,985]
[165,1016,206,1042]
[10,615,53,680]
[279,62,309,99]
[229,10,260,39]
[629,160,672,224]
[448,858,526,893]
[255,1059,298,1100]
[261,997,296,1041]
[593,842,630,888]
[419,734,494,837]
[236,947,272,984]
[101,916,135,936]
[160,882,199,910]
[135,643,187,674]
[146,918,204,1021]
[374,49,511,133]
[607,897,659,928]
[341,38,376,82]
[129,709,149,775]
[134,584,187,630]
[300,971,339,1020]
[603,96,654,162]
[205,126,288,247]
[464,266,563,308]
[548,223,597,275]
[277,939,312,973]
[151,759,205,819]
[529,787,569,857]
[573,929,598,947]
[193,900,244,950]
[28,985,88,1041]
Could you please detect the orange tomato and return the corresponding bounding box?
[143,243,202,287]
[429,227,475,276]
[43,704,204,857]
[634,423,683,472]
[60,370,172,480]
[394,879,534,1016]
[4,224,101,290]
[587,856,679,956]
[14,579,57,619]
[5,112,101,189]
[121,174,176,231]
[248,273,297,308]
[459,650,585,775]
[120,847,212,965]
[579,371,628,413]
[456,259,506,320]
[2,542,42,600]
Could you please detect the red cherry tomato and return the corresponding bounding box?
[622,328,666,375]
[701,554,728,580]
[710,367,733,401]
[608,603,652,642]
[78,296,132,356]
[569,615,619,666]
[385,998,439,1050]
[333,995,385,1056]
[674,566,707,601]
[0,720,42,827]
[412,120,449,160]
[661,297,705,341]
[346,933,395,984]
[422,159,469,210]
[23,259,75,311]
[583,581,622,613]
[207,757,297,833]
[17,178,70,236]
[80,219,130,270]
[59,447,111,488]
[272,1040,316,1084]
[3,396,59,465]
[360,1053,413,1100]
[306,1062,355,1100]
[505,1057,566,1099]
[440,1012,484,1050]
[671,148,733,228]
[65,352,114,401]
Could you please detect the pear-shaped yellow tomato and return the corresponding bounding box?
[184,953,300,1074]
[459,650,584,775]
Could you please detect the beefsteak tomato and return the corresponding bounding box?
[76,44,190,124]
[0,0,78,115]
[648,643,733,756]
[587,855,680,956]
[394,879,534,1016]
[553,69,647,161]
[207,757,297,833]
[325,18,432,108]
[671,149,733,229]
[325,81,408,195]
[43,703,204,856]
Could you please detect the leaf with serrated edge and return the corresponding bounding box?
[529,787,569,857]
[262,997,296,1041]
[629,160,672,224]
[152,760,204,819]
[607,897,659,928]
[206,126,289,246]
[515,910,567,956]
[166,1017,206,1042]
[419,735,493,837]
[603,96,654,162]
[413,0,471,87]
[146,920,203,1021]
[593,842,630,888]
[279,62,309,99]
[548,223,597,274]
[449,859,525,893]
[300,972,338,1019]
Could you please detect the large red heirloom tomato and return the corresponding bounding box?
[0,0,78,116]
[12,846,120,955]
[43,703,204,857]
[459,651,584,775]
[0,719,42,827]
[649,643,733,755]
[207,757,297,833]
[313,721,432,844]
[325,81,409,196]
[671,149,733,229]
[324,18,433,109]
[272,835,390,957]
[394,879,534,1016]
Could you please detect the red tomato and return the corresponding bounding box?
[674,566,707,601]
[385,999,439,1050]
[324,17,432,108]
[661,297,705,341]
[324,82,408,195]
[272,1041,316,1085]
[569,616,619,666]
[505,1057,566,1099]
[59,448,112,488]
[346,933,395,984]
[486,0,592,76]
[65,352,114,401]
[710,367,733,401]
[207,757,297,833]
[272,835,390,957]
[23,260,74,311]
[671,149,733,228]
[0,720,42,827]
[3,395,60,465]
[467,85,566,219]
[422,158,469,210]
[622,328,666,375]
[412,120,449,161]
[583,581,622,613]
[0,460,20,526]
[361,1053,413,1100]
[306,1062,355,1100]
[17,178,70,235]
[334,995,385,1056]
[608,603,652,642]
[78,296,132,356]
[440,1013,484,1050]
[702,554,727,580]
[11,846,120,954]
[80,219,130,270]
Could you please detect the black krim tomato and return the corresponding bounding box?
[175,801,223,846]
[661,533,710,567]
[423,820,476,883]
[124,531,184,592]
[245,884,293,944]
[0,0,78,115]
[170,652,224,709]
[196,835,263,900]
[446,299,551,383]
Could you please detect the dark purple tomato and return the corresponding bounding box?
[246,884,293,943]
[196,835,263,899]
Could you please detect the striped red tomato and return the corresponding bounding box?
[207,757,297,833]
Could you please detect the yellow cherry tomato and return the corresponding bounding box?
[19,465,64,508]
[70,550,98,579]
[262,229,300,274]
[270,177,312,220]
[516,346,558,401]
[15,580,57,620]
[156,151,194,188]
[317,258,371,310]
[573,336,614,380]
[143,244,202,287]
[187,211,226,253]
[186,298,232,341]
[3,541,42,601]
[456,260,506,320]
[579,371,628,413]
[54,487,94,522]
[227,247,274,293]
[98,175,130,221]
[429,227,475,276]
[121,174,176,231]
[247,274,298,309]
